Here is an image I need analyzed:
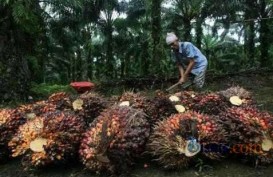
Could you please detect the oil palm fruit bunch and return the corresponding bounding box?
[47,92,73,111]
[177,91,199,106]
[0,109,26,161]
[147,111,227,169]
[8,111,85,168]
[119,91,148,110]
[72,92,109,125]
[167,91,199,114]
[79,106,150,175]
[218,106,273,163]
[167,91,200,114]
[218,86,255,107]
[145,91,177,124]
[17,100,57,118]
[185,92,229,115]
[119,91,176,124]
[108,95,120,103]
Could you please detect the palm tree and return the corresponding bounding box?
[151,0,163,69]
[0,0,42,100]
[258,0,273,67]
[96,0,122,79]
[243,1,258,66]
[202,34,242,73]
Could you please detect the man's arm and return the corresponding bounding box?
[178,58,195,83]
[176,62,184,79]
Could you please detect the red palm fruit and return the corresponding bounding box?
[79,106,150,175]
[187,92,229,115]
[145,93,177,125]
[9,111,85,168]
[120,91,177,125]
[218,86,256,107]
[147,111,227,169]
[47,92,73,111]
[73,92,110,125]
[17,100,57,117]
[0,109,26,161]
[218,106,273,164]
[178,91,199,110]
[119,91,148,110]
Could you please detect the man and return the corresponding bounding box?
[166,32,208,90]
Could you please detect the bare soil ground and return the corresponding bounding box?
[1,158,273,177]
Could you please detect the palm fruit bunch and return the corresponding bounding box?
[47,92,73,111]
[147,111,228,169]
[167,91,200,114]
[218,106,273,163]
[8,111,85,168]
[108,95,120,103]
[0,109,26,161]
[79,106,150,175]
[177,91,199,107]
[218,86,255,107]
[119,91,148,110]
[181,92,229,115]
[17,100,57,118]
[144,90,177,124]
[166,91,200,114]
[72,92,109,125]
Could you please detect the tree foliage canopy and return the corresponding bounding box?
[1,0,273,101]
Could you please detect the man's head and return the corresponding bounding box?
[166,32,179,50]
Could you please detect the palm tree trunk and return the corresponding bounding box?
[259,0,270,67]
[244,1,256,66]
[151,0,162,70]
[196,17,203,48]
[1,5,31,100]
[86,47,93,80]
[106,23,114,78]
[183,18,191,41]
[76,47,82,80]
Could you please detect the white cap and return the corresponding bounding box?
[166,32,178,45]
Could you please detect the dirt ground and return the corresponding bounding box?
[1,158,273,177]
[1,72,273,177]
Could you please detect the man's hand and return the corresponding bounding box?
[179,58,194,84]
[179,75,188,84]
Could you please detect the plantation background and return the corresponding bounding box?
[1,0,273,102]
